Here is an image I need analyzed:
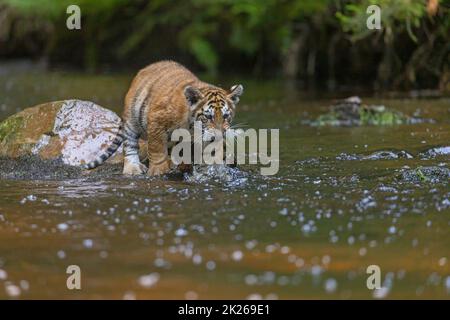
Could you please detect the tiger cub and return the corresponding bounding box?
[83,60,244,176]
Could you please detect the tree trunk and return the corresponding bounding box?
[282,24,309,79]
[327,33,340,91]
[376,30,395,90]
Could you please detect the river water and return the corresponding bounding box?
[0,71,449,299]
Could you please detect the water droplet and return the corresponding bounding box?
[347,236,355,245]
[185,291,198,300]
[330,235,339,243]
[280,246,290,254]
[154,258,168,268]
[83,239,93,249]
[231,250,243,262]
[192,254,202,265]
[175,228,188,237]
[138,273,160,288]
[445,276,450,293]
[302,224,311,233]
[359,247,367,256]
[5,284,21,297]
[373,287,390,299]
[27,195,37,201]
[57,250,66,259]
[295,258,305,268]
[245,274,258,285]
[123,291,136,300]
[57,223,69,231]
[265,293,278,300]
[247,293,263,300]
[311,265,322,277]
[206,261,216,271]
[19,280,29,291]
[245,240,257,250]
[324,278,338,293]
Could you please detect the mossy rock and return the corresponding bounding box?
[0,100,124,166]
[0,101,61,157]
[312,96,409,127]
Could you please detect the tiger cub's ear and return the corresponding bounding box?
[228,84,244,104]
[184,86,203,110]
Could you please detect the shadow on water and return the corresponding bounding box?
[0,71,449,299]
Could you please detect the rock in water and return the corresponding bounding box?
[185,164,248,186]
[419,146,450,159]
[312,96,411,127]
[398,166,450,184]
[0,100,122,166]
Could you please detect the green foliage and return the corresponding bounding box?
[336,0,427,42]
[1,0,447,89]
[4,0,128,17]
[3,0,331,74]
[189,37,218,74]
[415,167,428,182]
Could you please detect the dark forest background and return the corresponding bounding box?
[0,0,448,92]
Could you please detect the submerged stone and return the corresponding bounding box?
[362,150,413,160]
[312,96,411,127]
[0,100,123,166]
[419,146,450,159]
[336,150,413,161]
[0,156,122,180]
[398,166,450,184]
[185,164,248,185]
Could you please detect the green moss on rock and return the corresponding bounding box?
[358,105,407,125]
[0,115,24,144]
[0,102,62,158]
[312,97,409,127]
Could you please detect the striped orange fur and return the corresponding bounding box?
[84,60,243,176]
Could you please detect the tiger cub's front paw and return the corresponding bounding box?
[123,161,147,175]
[148,159,172,176]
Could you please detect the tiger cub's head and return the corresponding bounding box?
[184,84,243,142]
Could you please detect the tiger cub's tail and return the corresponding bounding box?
[82,125,125,170]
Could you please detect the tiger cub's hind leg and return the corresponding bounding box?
[122,122,147,175]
